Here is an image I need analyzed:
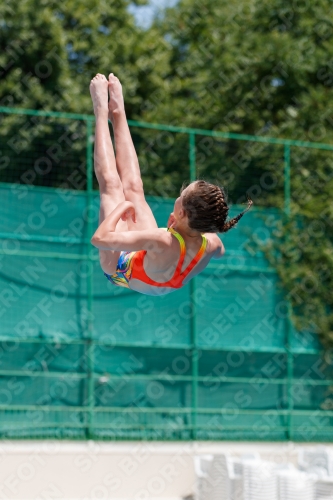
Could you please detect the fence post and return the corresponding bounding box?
[284,144,293,439]
[284,144,291,216]
[189,132,196,183]
[189,132,198,439]
[86,119,95,439]
[286,303,293,440]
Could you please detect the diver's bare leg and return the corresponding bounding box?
[108,73,158,231]
[90,73,127,274]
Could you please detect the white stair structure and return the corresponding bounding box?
[196,447,333,500]
[195,455,213,500]
[299,447,333,477]
[242,459,278,500]
[277,469,315,500]
[196,454,243,500]
[315,477,333,499]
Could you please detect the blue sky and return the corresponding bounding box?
[128,0,179,29]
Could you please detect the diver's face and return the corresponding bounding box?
[173,195,182,215]
[168,184,194,228]
[167,197,182,229]
[174,184,193,213]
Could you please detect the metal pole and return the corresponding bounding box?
[189,132,196,183]
[286,303,294,440]
[189,132,198,439]
[284,144,291,216]
[191,327,198,441]
[284,144,293,439]
[3,106,333,151]
[86,119,95,439]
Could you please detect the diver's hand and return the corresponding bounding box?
[120,202,136,223]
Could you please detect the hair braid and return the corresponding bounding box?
[181,180,253,233]
[221,197,253,233]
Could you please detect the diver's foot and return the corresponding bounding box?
[89,74,109,117]
[108,73,125,122]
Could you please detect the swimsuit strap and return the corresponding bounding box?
[130,228,207,289]
[168,227,208,280]
[167,227,186,277]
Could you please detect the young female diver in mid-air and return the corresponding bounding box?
[89,73,252,296]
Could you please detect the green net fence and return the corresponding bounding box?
[0,107,332,441]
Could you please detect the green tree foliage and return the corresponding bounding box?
[0,0,170,186]
[142,0,333,346]
[1,0,333,344]
[0,0,170,113]
[148,0,333,135]
[140,0,333,201]
[263,151,333,347]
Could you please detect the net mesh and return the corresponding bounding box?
[0,108,332,441]
[0,183,331,441]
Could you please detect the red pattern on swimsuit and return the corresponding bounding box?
[130,228,207,289]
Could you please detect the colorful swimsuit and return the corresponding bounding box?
[104,227,207,290]
[104,250,136,289]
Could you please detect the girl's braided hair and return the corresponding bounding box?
[181,180,253,233]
